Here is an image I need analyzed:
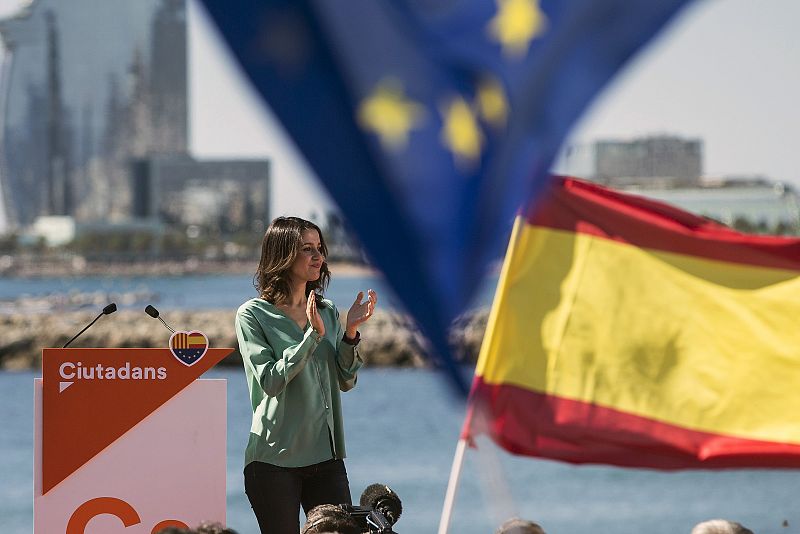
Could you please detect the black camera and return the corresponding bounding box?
[339,483,402,533]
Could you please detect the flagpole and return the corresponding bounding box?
[437,437,468,534]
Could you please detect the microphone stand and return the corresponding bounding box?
[63,303,117,348]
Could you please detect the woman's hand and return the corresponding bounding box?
[306,291,325,337]
[346,289,377,338]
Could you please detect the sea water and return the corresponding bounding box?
[2,368,799,534]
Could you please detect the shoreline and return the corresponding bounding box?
[0,256,377,278]
[0,308,488,371]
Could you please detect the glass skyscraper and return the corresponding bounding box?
[0,0,188,227]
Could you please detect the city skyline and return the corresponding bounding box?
[0,0,270,236]
[0,0,189,227]
[0,0,798,231]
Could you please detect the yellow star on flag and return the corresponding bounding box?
[441,96,484,167]
[476,76,508,128]
[357,79,426,151]
[487,0,548,58]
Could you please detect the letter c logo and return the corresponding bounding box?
[59,362,76,379]
[66,497,140,534]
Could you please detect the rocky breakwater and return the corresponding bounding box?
[0,308,490,370]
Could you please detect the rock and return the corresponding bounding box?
[0,308,489,370]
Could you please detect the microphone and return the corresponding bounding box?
[360,483,402,531]
[144,304,175,333]
[62,302,117,348]
[336,484,402,533]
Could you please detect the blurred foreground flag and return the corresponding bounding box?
[463,177,800,468]
[200,0,692,391]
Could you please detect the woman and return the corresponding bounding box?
[235,216,377,534]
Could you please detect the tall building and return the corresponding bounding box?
[0,0,268,233]
[149,0,188,154]
[556,135,703,188]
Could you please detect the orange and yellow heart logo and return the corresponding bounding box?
[169,331,208,366]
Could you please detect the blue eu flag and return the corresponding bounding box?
[200,0,692,393]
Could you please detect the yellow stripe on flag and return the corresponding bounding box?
[476,221,800,445]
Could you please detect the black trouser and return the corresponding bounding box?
[244,458,352,534]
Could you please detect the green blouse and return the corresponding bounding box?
[235,297,363,468]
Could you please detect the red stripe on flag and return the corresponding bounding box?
[526,177,800,271]
[463,378,800,469]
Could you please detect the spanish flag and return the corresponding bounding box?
[462,177,800,469]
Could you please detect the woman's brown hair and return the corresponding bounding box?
[254,217,330,305]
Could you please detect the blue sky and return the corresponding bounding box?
[0,0,798,224]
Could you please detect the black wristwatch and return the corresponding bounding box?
[342,331,361,346]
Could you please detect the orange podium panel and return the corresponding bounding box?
[34,346,234,533]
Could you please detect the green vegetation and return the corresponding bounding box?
[10,215,364,262]
[67,227,261,260]
[0,233,18,254]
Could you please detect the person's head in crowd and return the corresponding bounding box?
[195,521,239,534]
[155,523,238,534]
[301,504,361,534]
[691,519,754,534]
[495,517,547,534]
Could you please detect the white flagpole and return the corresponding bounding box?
[437,437,468,534]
